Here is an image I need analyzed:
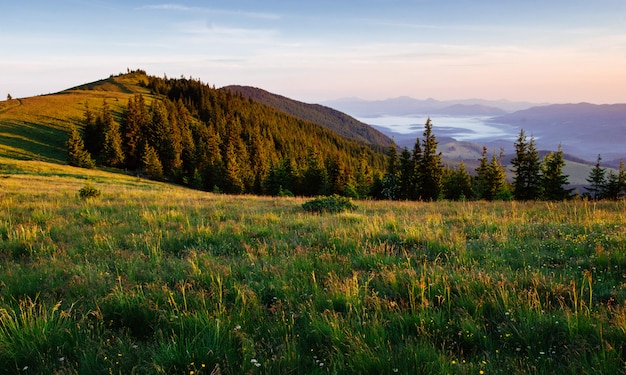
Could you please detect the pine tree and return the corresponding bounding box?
[586,155,606,200]
[419,118,443,201]
[142,144,163,180]
[398,147,414,200]
[82,101,102,158]
[474,147,506,200]
[302,146,329,196]
[66,125,95,168]
[442,162,472,200]
[603,160,625,200]
[99,101,125,167]
[410,138,423,200]
[121,94,149,170]
[541,145,572,200]
[381,140,400,200]
[511,129,541,200]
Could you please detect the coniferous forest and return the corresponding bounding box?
[67,72,626,201]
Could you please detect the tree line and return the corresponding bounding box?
[66,74,625,201]
[66,75,386,197]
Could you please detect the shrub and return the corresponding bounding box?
[78,183,101,199]
[302,194,357,213]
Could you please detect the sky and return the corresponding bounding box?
[2,0,626,104]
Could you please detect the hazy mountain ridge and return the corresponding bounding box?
[221,85,393,149]
[321,96,544,116]
[489,103,626,165]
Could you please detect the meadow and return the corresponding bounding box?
[0,157,625,374]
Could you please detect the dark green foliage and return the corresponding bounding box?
[99,101,125,168]
[302,194,357,213]
[511,130,542,200]
[418,118,444,201]
[221,85,392,149]
[78,183,101,199]
[120,94,149,170]
[541,145,572,200]
[474,147,506,200]
[586,155,607,200]
[141,144,164,180]
[443,162,472,200]
[66,126,95,168]
[603,160,626,200]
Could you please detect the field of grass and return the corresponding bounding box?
[1,156,625,374]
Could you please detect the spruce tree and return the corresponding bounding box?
[541,145,572,200]
[410,138,423,200]
[603,160,625,200]
[381,140,400,200]
[66,125,95,168]
[474,147,506,200]
[99,101,125,167]
[586,155,606,200]
[442,162,472,200]
[121,94,149,170]
[142,144,164,180]
[419,118,443,201]
[511,129,541,200]
[398,147,413,200]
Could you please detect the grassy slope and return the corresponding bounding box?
[0,72,153,163]
[1,157,625,374]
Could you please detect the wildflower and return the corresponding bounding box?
[59,357,65,362]
[22,367,29,372]
[234,325,242,331]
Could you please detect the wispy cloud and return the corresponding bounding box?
[139,3,281,20]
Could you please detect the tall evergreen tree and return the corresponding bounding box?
[398,147,414,200]
[511,130,542,200]
[141,143,164,180]
[541,145,572,200]
[418,118,443,201]
[99,101,125,167]
[302,146,329,196]
[83,101,102,158]
[586,155,606,200]
[442,162,472,200]
[66,125,95,168]
[410,138,423,200]
[474,147,506,200]
[121,94,149,170]
[603,160,625,200]
[381,140,400,200]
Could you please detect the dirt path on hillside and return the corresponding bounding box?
[0,99,23,114]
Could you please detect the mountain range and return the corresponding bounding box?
[321,96,626,167]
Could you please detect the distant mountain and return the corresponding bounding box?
[321,97,542,117]
[489,103,626,164]
[222,85,392,149]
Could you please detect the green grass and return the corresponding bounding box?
[1,157,625,374]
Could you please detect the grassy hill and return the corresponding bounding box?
[0,71,154,163]
[1,156,625,373]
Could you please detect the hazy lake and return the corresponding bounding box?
[356,115,519,142]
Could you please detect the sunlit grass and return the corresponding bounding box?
[0,158,625,373]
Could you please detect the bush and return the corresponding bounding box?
[302,194,357,214]
[78,183,101,199]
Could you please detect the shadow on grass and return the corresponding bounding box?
[0,120,68,162]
